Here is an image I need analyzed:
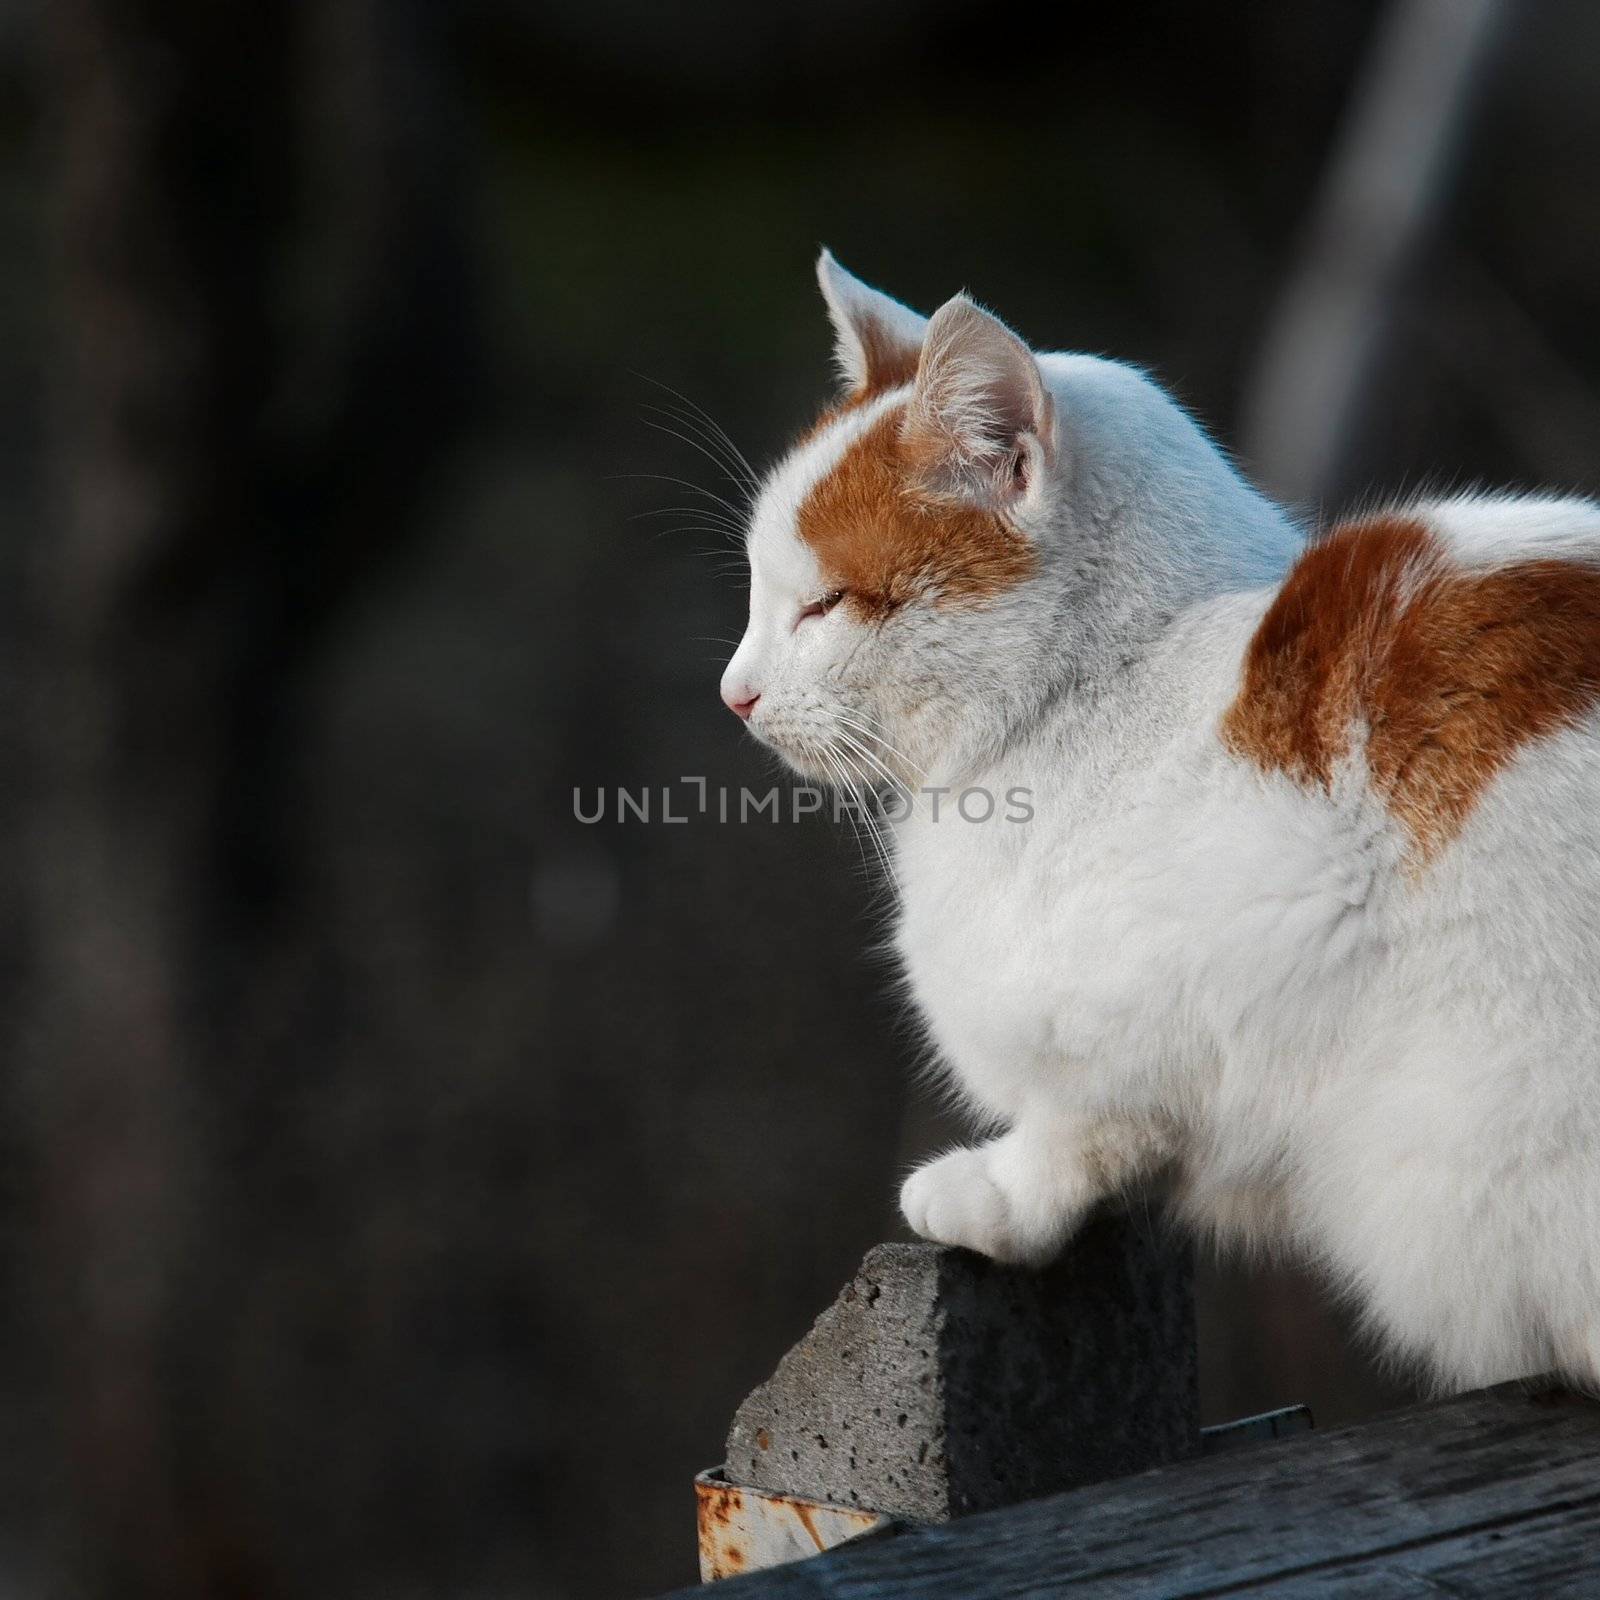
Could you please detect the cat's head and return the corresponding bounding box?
[720,251,1063,786]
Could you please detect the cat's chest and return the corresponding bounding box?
[892,810,1096,1107]
[889,772,1198,1113]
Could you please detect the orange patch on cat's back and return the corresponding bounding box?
[795,409,1033,619]
[1223,513,1600,860]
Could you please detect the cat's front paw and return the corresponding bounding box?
[900,1147,1035,1265]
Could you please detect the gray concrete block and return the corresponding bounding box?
[724,1211,1197,1522]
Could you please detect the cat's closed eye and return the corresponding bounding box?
[796,590,845,625]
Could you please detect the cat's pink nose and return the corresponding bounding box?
[723,687,761,721]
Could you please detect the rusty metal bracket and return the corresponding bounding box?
[694,1467,902,1582]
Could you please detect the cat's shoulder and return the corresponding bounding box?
[1264,491,1600,583]
[1245,491,1600,642]
[1221,492,1600,861]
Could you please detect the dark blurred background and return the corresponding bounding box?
[0,0,1594,1594]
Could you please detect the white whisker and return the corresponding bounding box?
[816,745,876,879]
[826,739,899,889]
[632,372,762,491]
[643,403,759,498]
[832,727,906,799]
[608,472,747,520]
[641,412,756,505]
[833,709,928,779]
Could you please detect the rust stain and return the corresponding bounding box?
[791,1502,828,1554]
[698,1485,738,1527]
[695,1468,892,1582]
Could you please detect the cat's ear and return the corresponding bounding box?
[904,294,1056,505]
[816,248,927,397]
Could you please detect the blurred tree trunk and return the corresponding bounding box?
[1241,0,1505,507]
[36,2,471,1593]
[40,5,290,1593]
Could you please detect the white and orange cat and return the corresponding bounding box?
[721,250,1600,1393]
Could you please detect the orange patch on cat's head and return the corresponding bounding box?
[795,407,1035,620]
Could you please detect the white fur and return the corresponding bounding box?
[723,254,1600,1394]
[1424,491,1600,568]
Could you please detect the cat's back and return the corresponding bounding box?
[1220,493,1600,871]
[1097,492,1600,1062]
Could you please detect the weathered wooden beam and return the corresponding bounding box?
[669,1379,1600,1597]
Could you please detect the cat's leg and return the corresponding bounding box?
[899,1114,1175,1266]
